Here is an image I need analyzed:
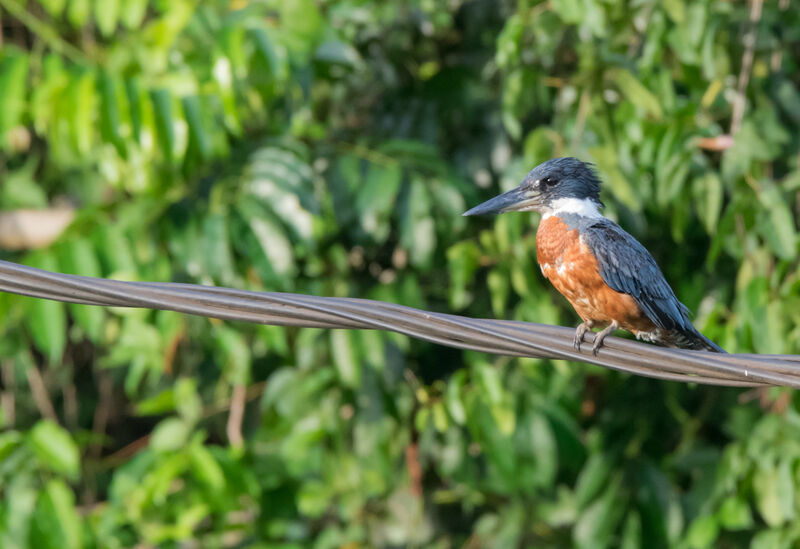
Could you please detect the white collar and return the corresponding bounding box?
[542,197,603,219]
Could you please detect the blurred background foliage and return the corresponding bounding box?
[0,0,799,547]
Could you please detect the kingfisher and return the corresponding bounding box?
[463,157,724,354]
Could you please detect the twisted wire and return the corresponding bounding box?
[0,259,798,388]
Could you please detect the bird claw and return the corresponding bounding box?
[573,321,593,352]
[590,320,619,356]
[573,333,583,352]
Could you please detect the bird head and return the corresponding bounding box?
[462,157,604,217]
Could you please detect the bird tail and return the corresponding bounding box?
[676,329,726,353]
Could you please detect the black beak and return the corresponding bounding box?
[462,185,541,216]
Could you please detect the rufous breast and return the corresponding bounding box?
[535,215,656,333]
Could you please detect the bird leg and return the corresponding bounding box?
[592,320,619,356]
[573,320,595,352]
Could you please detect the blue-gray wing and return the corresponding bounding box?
[581,220,693,332]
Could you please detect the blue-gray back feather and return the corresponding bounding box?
[580,220,721,349]
[581,220,724,351]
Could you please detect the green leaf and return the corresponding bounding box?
[575,453,612,509]
[250,28,281,80]
[551,0,583,23]
[490,402,515,436]
[279,0,322,48]
[522,412,557,486]
[356,162,401,243]
[692,172,723,234]
[758,182,797,260]
[589,145,640,211]
[67,0,90,27]
[432,401,449,432]
[0,159,48,208]
[150,88,175,161]
[214,326,251,385]
[476,363,503,404]
[28,420,80,478]
[175,378,202,423]
[330,330,361,388]
[120,0,147,29]
[2,477,37,549]
[447,241,481,309]
[446,371,467,425]
[400,179,436,268]
[487,268,509,316]
[98,71,125,157]
[240,205,296,280]
[97,225,136,277]
[182,95,212,162]
[611,69,663,119]
[620,511,642,549]
[315,40,362,67]
[244,146,317,243]
[573,475,624,549]
[65,69,95,155]
[297,480,330,518]
[202,213,235,283]
[93,0,119,37]
[686,515,719,549]
[150,417,191,452]
[662,0,685,23]
[751,530,786,549]
[30,479,82,549]
[190,443,226,491]
[39,0,67,17]
[0,52,29,142]
[124,77,143,142]
[753,461,793,527]
[135,387,177,415]
[717,496,753,530]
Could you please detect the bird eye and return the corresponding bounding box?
[543,177,558,187]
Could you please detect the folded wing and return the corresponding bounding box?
[581,220,694,334]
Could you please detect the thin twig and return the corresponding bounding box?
[26,364,58,422]
[406,442,423,497]
[90,371,114,459]
[571,89,591,151]
[101,382,266,468]
[226,383,246,447]
[771,0,790,71]
[1,360,15,427]
[0,0,87,63]
[63,375,79,429]
[730,0,764,136]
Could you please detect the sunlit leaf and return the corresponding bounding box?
[39,0,66,17]
[94,0,120,37]
[611,69,664,119]
[28,421,79,478]
[0,52,29,144]
[120,0,147,29]
[29,479,82,549]
[67,0,90,27]
[330,329,361,388]
[685,515,719,549]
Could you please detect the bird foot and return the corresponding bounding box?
[573,320,595,352]
[591,320,619,356]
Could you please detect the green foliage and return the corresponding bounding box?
[0,0,799,546]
